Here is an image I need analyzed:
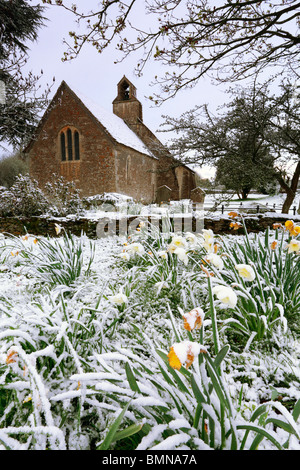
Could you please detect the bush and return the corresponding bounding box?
[44,175,84,217]
[0,174,84,218]
[0,174,49,217]
[0,154,28,188]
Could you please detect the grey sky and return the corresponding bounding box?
[16,1,231,177]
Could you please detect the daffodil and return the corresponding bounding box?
[212,285,237,308]
[174,247,189,265]
[230,222,243,230]
[182,307,205,332]
[205,253,224,270]
[118,251,131,261]
[235,264,255,281]
[273,223,283,230]
[228,211,239,219]
[108,290,128,305]
[167,341,207,370]
[55,223,62,235]
[125,242,145,256]
[185,232,198,246]
[23,395,32,404]
[294,226,300,235]
[284,220,300,236]
[171,235,187,248]
[201,229,214,253]
[157,250,168,259]
[270,241,278,250]
[6,349,18,364]
[285,220,294,232]
[286,239,300,254]
[154,280,169,294]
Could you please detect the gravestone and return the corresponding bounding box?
[190,187,206,204]
[155,185,172,204]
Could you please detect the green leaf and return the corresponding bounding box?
[250,403,268,423]
[97,401,131,450]
[213,344,230,370]
[205,358,231,412]
[292,399,300,422]
[265,417,297,436]
[112,422,144,443]
[191,374,206,405]
[125,362,141,393]
[236,424,283,450]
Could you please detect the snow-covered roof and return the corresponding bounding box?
[72,87,155,158]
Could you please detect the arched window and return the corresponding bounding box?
[67,128,73,161]
[74,131,80,161]
[60,133,66,161]
[60,127,80,161]
[121,81,130,100]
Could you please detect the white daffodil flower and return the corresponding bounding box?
[174,247,189,265]
[118,252,131,261]
[212,285,237,308]
[55,223,62,235]
[154,280,169,295]
[205,253,224,270]
[171,235,187,248]
[185,232,198,246]
[201,229,215,253]
[286,239,300,254]
[157,250,168,259]
[108,291,128,305]
[235,264,255,281]
[125,242,145,256]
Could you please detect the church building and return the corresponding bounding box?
[25,76,196,203]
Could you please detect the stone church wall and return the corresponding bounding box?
[28,85,157,202]
[28,86,116,197]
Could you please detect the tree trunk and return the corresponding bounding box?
[277,161,300,214]
[282,188,296,214]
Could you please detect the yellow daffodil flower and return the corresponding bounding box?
[168,341,207,370]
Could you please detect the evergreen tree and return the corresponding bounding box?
[0,0,53,149]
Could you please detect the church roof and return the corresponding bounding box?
[72,85,156,158]
[25,81,156,158]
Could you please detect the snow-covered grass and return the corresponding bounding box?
[0,215,300,450]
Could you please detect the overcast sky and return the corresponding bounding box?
[12,0,234,178]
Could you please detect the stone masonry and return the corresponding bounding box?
[25,77,196,204]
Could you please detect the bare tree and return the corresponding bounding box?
[42,0,300,102]
[159,76,300,211]
[262,79,300,212]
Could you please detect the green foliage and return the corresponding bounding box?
[0,154,28,188]
[0,218,299,450]
[0,0,51,149]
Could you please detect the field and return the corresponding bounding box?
[0,214,300,450]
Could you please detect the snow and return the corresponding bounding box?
[0,220,300,450]
[73,88,156,158]
[66,190,300,224]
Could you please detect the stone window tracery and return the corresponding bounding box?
[59,127,80,161]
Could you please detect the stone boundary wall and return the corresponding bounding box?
[0,213,299,239]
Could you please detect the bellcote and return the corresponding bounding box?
[113,76,143,124]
